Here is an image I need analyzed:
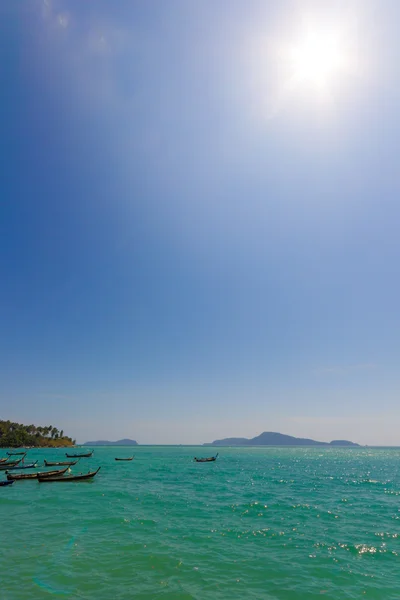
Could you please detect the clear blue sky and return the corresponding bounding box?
[1,0,399,444]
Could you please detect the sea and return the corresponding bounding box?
[1,446,400,600]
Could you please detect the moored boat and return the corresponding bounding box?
[115,456,134,461]
[44,459,78,467]
[194,453,219,463]
[6,471,39,480]
[0,480,14,486]
[0,457,9,464]
[6,461,38,471]
[0,458,24,470]
[38,467,101,482]
[65,450,93,458]
[6,451,27,456]
[7,467,69,481]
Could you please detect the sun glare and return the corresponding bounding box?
[246,10,361,118]
[291,29,344,87]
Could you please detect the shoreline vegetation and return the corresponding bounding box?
[0,420,75,448]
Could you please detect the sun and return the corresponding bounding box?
[289,26,346,89]
[244,12,360,118]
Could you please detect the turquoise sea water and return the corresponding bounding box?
[1,446,400,599]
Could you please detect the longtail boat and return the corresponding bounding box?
[7,467,69,481]
[65,450,93,458]
[38,467,101,482]
[0,458,23,470]
[194,453,219,463]
[44,459,78,467]
[0,480,14,486]
[6,461,38,471]
[115,456,134,461]
[7,451,27,456]
[0,457,9,464]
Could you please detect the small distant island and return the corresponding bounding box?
[204,431,359,447]
[83,438,138,446]
[0,419,75,448]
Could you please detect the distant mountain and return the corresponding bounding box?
[204,432,359,447]
[83,438,138,446]
[329,440,359,446]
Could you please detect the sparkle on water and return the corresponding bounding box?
[1,446,400,599]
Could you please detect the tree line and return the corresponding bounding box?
[0,420,75,448]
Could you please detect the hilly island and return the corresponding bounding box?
[83,439,138,446]
[204,432,359,446]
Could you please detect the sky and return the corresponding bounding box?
[1,0,400,445]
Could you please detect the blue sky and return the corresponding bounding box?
[1,0,399,444]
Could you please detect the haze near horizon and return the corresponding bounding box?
[1,0,400,446]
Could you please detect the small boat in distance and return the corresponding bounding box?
[0,480,15,486]
[38,467,101,482]
[44,459,79,467]
[115,456,134,461]
[194,453,219,463]
[0,457,9,464]
[7,451,27,456]
[65,450,93,458]
[7,466,69,480]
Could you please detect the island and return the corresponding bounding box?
[0,419,75,447]
[204,431,359,447]
[83,438,138,446]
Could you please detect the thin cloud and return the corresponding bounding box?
[41,0,68,28]
[314,363,377,375]
[57,12,69,29]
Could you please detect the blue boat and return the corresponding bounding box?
[0,480,14,486]
[6,461,38,471]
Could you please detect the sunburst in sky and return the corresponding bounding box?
[289,27,346,88]
[282,17,358,103]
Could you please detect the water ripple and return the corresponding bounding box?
[2,446,400,599]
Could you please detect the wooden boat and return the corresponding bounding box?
[6,461,38,471]
[38,467,101,482]
[194,453,219,463]
[7,467,69,481]
[65,450,93,458]
[44,459,78,467]
[0,458,23,470]
[0,480,14,486]
[115,456,134,461]
[6,451,27,456]
[0,457,9,464]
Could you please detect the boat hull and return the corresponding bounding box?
[38,467,101,482]
[7,467,69,481]
[194,453,219,463]
[65,451,93,458]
